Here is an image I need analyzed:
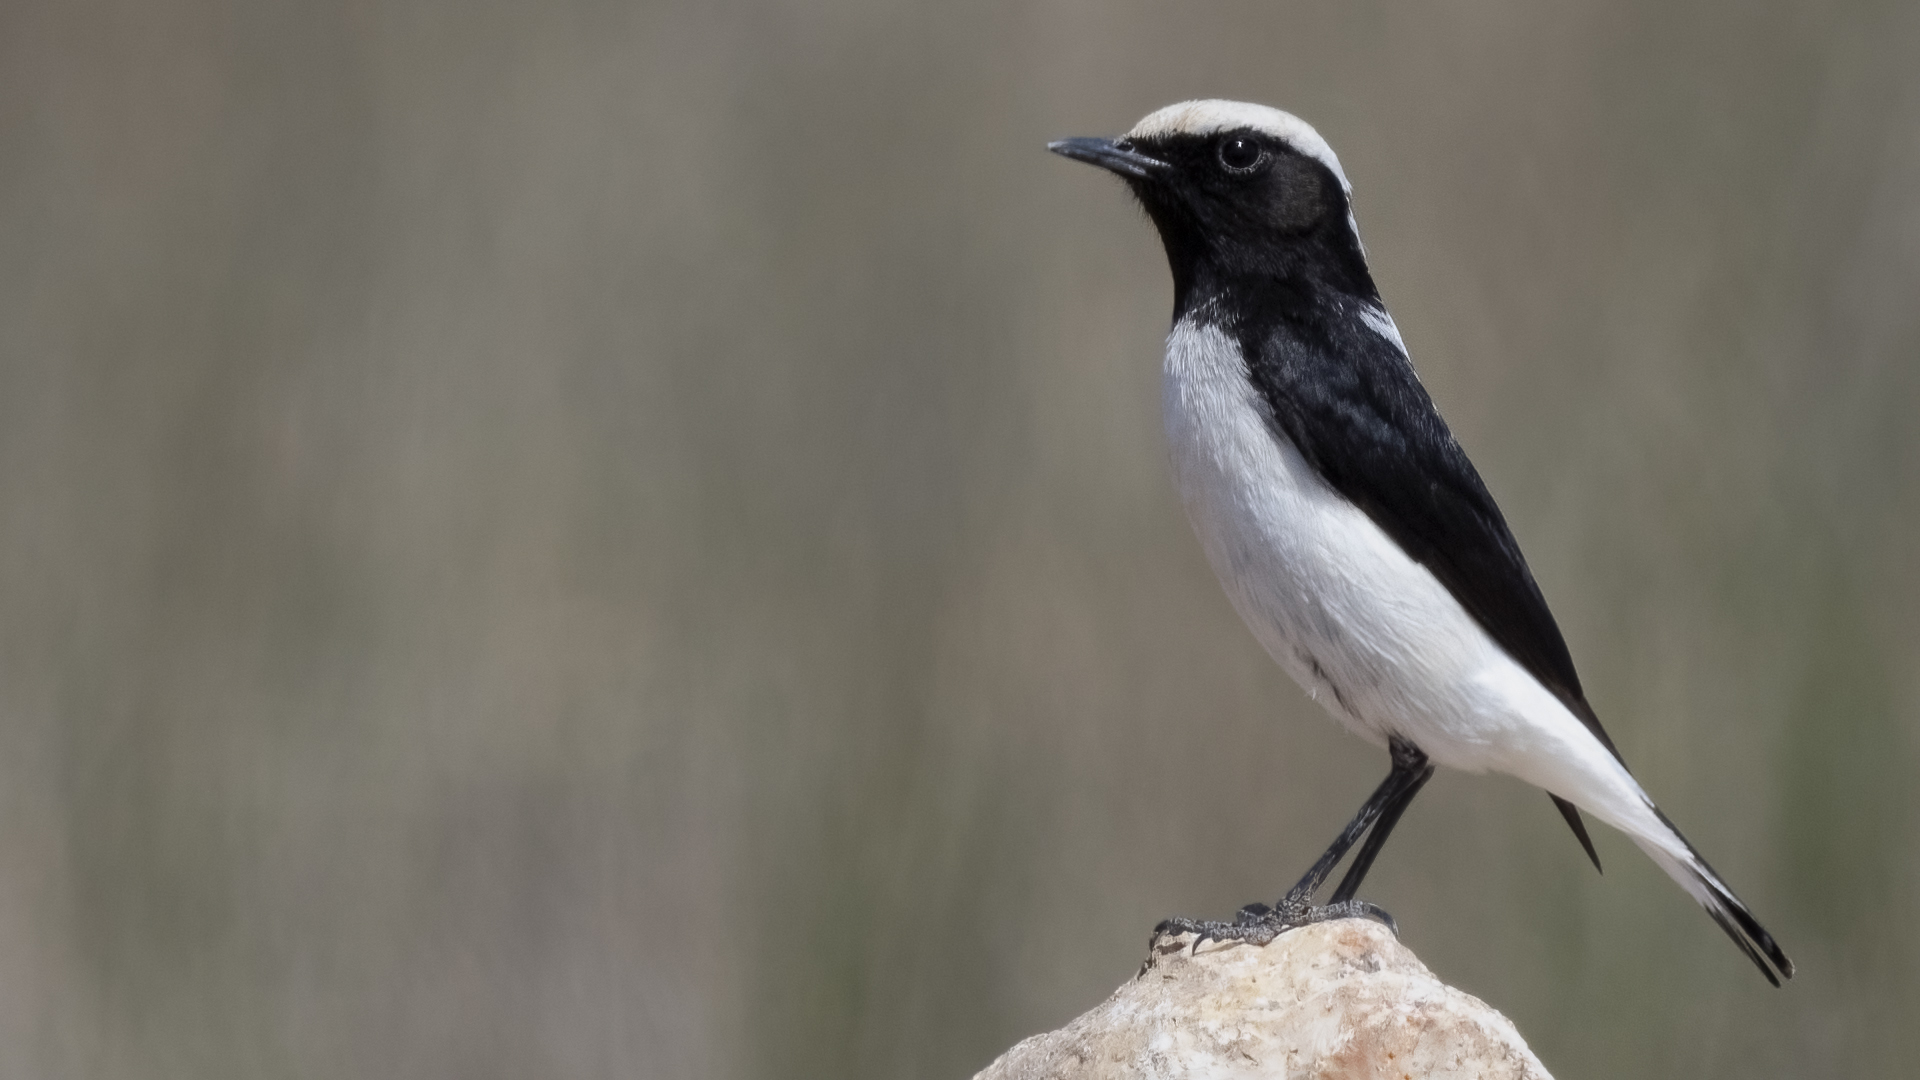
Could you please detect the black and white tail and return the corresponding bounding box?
[1631,807,1794,986]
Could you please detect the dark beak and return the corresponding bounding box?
[1047,136,1166,180]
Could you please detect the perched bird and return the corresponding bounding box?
[1049,100,1792,984]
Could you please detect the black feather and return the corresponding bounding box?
[1195,279,1626,769]
[1653,806,1793,980]
[1120,132,1619,772]
[1551,795,1603,874]
[1109,125,1787,983]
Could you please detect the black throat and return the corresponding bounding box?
[1169,222,1379,337]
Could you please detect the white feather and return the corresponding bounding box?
[1162,315,1679,852]
[1356,303,1408,358]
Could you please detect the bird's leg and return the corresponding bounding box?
[1153,737,1430,951]
[1328,754,1433,904]
[1275,737,1429,908]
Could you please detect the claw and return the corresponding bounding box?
[1345,900,1398,936]
[1153,898,1398,954]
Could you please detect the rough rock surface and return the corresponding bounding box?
[973,918,1553,1080]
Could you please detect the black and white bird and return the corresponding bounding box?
[1049,100,1792,984]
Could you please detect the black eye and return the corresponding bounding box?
[1217,136,1264,172]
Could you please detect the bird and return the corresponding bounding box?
[1048,100,1792,985]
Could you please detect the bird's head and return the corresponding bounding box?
[1049,100,1372,313]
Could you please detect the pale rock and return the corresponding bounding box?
[974,918,1553,1080]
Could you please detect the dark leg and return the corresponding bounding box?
[1277,737,1430,908]
[1154,737,1430,950]
[1328,753,1433,904]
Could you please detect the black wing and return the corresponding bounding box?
[1233,303,1622,861]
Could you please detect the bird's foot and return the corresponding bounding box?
[1152,898,1398,954]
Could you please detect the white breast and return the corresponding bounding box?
[1161,316,1603,782]
[1157,317,1768,942]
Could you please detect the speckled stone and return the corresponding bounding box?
[973,918,1553,1080]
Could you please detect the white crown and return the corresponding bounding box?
[1126,100,1350,194]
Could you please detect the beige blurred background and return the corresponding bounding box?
[2,1,1917,1077]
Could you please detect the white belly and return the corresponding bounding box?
[1162,317,1583,777]
[1159,318,1718,898]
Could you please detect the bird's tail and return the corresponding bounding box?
[1630,807,1794,986]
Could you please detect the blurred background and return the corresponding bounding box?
[2,1,1917,1077]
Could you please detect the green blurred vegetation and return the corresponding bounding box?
[2,1,1917,1077]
